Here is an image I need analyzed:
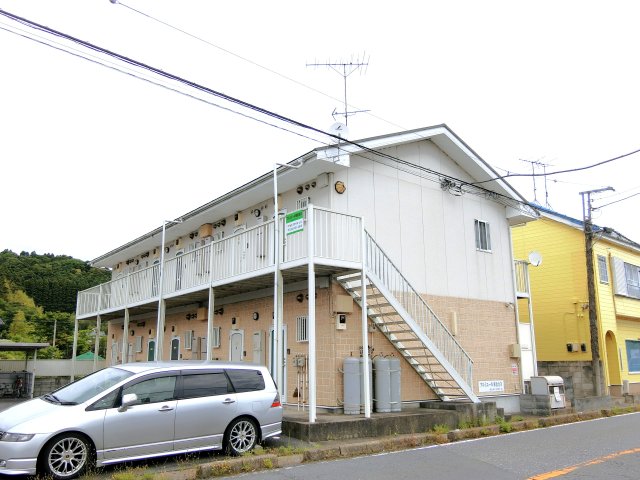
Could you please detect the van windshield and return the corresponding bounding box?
[48,367,134,404]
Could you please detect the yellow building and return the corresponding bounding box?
[512,207,640,399]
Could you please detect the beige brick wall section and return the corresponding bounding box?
[424,294,521,396]
[107,281,520,408]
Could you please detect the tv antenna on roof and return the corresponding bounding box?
[307,53,370,126]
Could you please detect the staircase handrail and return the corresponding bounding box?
[364,230,474,384]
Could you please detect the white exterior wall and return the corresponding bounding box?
[331,139,515,302]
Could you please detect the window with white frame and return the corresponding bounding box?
[135,335,143,353]
[597,255,609,284]
[626,340,640,373]
[612,257,640,299]
[211,326,221,348]
[296,315,308,342]
[474,219,492,252]
[184,330,194,350]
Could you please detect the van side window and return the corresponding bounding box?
[181,373,231,398]
[226,369,265,392]
[123,375,177,404]
[89,388,120,410]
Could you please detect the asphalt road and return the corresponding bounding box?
[227,412,640,480]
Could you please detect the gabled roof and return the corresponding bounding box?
[533,203,640,252]
[92,124,535,267]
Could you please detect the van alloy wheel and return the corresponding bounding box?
[226,418,258,455]
[43,434,90,479]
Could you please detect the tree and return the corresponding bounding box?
[8,310,34,342]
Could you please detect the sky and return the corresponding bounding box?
[1,0,639,261]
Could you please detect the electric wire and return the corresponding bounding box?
[596,191,640,209]
[0,21,333,149]
[114,1,408,133]
[471,147,640,185]
[0,7,530,212]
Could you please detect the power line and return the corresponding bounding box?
[596,191,640,209]
[0,7,530,210]
[471,147,640,185]
[0,21,332,149]
[113,1,407,132]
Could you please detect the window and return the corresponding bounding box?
[226,369,265,392]
[296,315,308,342]
[181,372,231,398]
[626,340,640,373]
[612,257,640,299]
[625,263,640,298]
[185,330,194,350]
[474,220,491,252]
[135,335,143,353]
[597,255,609,284]
[123,375,177,405]
[211,326,221,348]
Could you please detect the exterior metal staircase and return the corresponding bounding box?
[337,232,480,403]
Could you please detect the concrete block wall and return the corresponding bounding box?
[537,361,595,401]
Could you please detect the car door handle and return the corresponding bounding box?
[158,405,174,412]
[222,398,236,404]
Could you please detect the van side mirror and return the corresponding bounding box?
[119,393,138,411]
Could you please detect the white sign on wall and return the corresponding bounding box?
[478,380,505,393]
[285,210,304,235]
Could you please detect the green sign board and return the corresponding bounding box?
[285,210,304,235]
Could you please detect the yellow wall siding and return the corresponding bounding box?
[512,218,590,362]
[614,319,640,382]
[513,215,640,390]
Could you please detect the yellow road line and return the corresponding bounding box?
[528,447,640,479]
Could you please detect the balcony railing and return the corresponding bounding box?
[77,207,363,318]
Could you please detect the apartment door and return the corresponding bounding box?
[170,336,180,360]
[147,339,156,361]
[233,225,247,274]
[230,329,244,362]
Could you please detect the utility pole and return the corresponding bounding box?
[580,186,614,397]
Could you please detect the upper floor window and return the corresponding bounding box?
[612,257,640,299]
[474,220,492,252]
[597,255,609,284]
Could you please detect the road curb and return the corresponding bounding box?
[132,406,640,479]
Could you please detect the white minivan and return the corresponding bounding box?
[0,361,282,479]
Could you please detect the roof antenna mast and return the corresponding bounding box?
[307,52,370,126]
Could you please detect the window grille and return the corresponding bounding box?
[185,330,194,350]
[296,315,308,342]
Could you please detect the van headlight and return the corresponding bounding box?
[0,432,35,442]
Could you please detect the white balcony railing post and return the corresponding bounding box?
[307,203,316,423]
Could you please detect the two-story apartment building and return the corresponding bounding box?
[512,206,640,399]
[74,125,536,418]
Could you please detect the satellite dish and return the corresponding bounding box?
[328,122,349,140]
[528,251,543,267]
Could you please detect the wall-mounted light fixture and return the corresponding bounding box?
[296,185,304,194]
[296,293,304,303]
[231,317,237,325]
[253,312,260,321]
[334,181,346,194]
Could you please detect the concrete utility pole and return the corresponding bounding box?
[580,187,614,397]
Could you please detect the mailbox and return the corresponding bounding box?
[530,375,566,409]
